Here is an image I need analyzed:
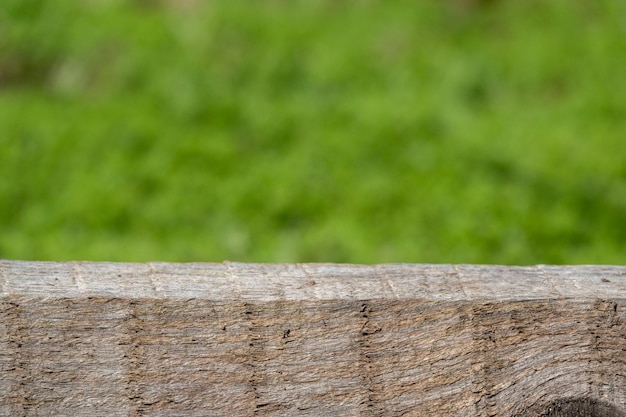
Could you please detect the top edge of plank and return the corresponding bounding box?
[1,260,625,302]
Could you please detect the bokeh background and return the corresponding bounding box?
[1,0,625,264]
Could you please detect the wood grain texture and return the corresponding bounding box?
[1,261,625,416]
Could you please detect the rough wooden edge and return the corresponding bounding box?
[1,261,625,301]
[2,261,625,416]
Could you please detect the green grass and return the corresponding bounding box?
[1,0,625,264]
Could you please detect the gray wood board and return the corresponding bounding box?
[1,261,625,416]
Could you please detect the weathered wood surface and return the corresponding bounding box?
[1,261,625,417]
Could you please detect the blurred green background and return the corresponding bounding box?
[1,0,625,264]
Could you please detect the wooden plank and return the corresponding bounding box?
[1,261,625,416]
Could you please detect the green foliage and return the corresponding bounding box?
[1,0,625,263]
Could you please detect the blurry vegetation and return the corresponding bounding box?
[0,0,625,263]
